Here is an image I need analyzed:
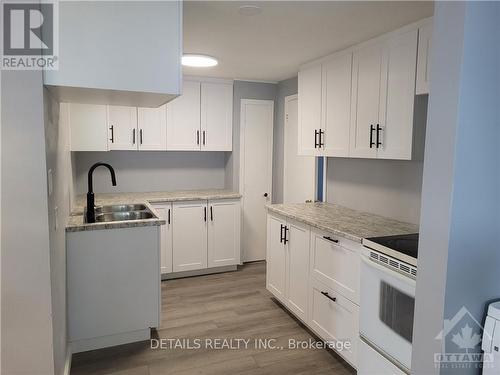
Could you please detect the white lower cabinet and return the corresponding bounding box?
[172,201,208,272]
[154,199,241,276]
[309,277,359,367]
[266,214,310,322]
[266,212,361,368]
[152,203,173,274]
[207,199,241,268]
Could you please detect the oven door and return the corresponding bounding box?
[360,253,416,372]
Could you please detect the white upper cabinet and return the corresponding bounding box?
[322,51,353,157]
[298,64,322,156]
[44,1,182,107]
[108,106,137,151]
[299,19,428,161]
[137,105,167,151]
[378,29,418,160]
[68,103,108,151]
[416,19,433,95]
[201,82,233,151]
[167,79,233,151]
[166,80,202,151]
[349,42,383,159]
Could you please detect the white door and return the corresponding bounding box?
[207,199,241,268]
[349,42,383,158]
[377,29,418,160]
[137,105,167,151]
[322,51,352,157]
[108,106,137,151]
[285,219,310,322]
[166,80,201,151]
[240,99,274,262]
[266,214,286,302]
[201,82,233,151]
[68,103,108,151]
[153,204,173,274]
[298,64,322,156]
[283,95,315,204]
[172,201,207,272]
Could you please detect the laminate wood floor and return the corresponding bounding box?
[71,262,355,375]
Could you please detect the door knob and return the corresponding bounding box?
[263,193,268,197]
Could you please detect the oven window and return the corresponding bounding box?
[379,281,415,343]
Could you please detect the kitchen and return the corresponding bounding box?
[2,2,500,375]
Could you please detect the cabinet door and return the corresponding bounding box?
[309,278,359,367]
[108,106,137,151]
[349,42,383,158]
[416,21,432,95]
[266,214,287,302]
[137,105,167,150]
[285,219,310,322]
[298,64,322,156]
[377,29,418,160]
[309,230,361,304]
[201,82,233,151]
[166,80,201,151]
[172,201,207,272]
[153,204,173,274]
[322,51,352,157]
[207,199,240,268]
[68,103,108,151]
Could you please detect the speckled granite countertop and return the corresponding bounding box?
[266,202,418,243]
[67,190,241,232]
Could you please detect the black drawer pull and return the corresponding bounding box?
[284,226,289,244]
[321,291,337,302]
[280,224,284,243]
[323,236,339,243]
[369,124,375,148]
[167,208,170,224]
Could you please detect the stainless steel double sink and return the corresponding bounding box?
[85,204,156,223]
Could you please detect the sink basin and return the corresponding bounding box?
[95,204,148,214]
[94,210,155,223]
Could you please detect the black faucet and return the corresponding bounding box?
[86,162,117,223]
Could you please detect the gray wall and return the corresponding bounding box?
[44,91,73,375]
[412,2,500,374]
[326,158,423,224]
[225,80,278,194]
[274,77,298,203]
[1,72,55,374]
[74,151,226,195]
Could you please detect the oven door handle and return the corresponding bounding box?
[361,255,416,288]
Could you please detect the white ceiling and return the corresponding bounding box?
[183,1,434,82]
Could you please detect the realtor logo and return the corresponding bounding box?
[1,1,58,69]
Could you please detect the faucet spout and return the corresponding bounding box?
[86,162,117,223]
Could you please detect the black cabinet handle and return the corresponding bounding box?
[204,206,207,222]
[314,129,319,148]
[319,129,324,148]
[284,226,289,244]
[321,291,337,302]
[323,236,339,243]
[280,224,284,243]
[369,125,375,148]
[197,130,200,145]
[376,124,382,148]
[109,125,114,143]
[167,208,171,224]
[202,131,206,146]
[210,206,213,221]
[140,129,143,145]
[132,128,136,144]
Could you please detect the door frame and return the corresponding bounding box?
[239,99,274,261]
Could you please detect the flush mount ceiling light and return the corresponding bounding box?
[182,54,218,68]
[238,5,262,16]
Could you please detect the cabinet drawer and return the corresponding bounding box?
[310,229,361,304]
[308,278,358,367]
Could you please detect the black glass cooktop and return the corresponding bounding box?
[366,233,419,260]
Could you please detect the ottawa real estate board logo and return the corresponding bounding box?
[1,1,58,70]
